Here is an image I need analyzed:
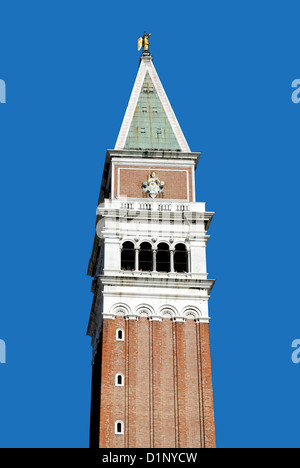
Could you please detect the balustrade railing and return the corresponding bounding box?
[99,199,206,214]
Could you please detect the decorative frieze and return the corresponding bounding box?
[99,302,209,323]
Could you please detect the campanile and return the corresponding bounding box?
[87,36,216,448]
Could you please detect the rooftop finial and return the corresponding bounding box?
[137,32,152,53]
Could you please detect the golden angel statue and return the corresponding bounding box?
[138,32,152,52]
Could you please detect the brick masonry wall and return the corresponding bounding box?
[114,166,193,201]
[94,317,216,448]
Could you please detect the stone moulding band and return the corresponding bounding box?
[101,303,209,323]
[101,313,210,323]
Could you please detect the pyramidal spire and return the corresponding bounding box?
[115,50,190,152]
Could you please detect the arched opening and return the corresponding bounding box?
[121,242,135,270]
[115,373,124,387]
[156,243,170,272]
[116,329,124,341]
[139,242,153,271]
[115,421,124,435]
[174,243,188,273]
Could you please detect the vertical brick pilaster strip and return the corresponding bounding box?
[149,319,154,448]
[152,320,162,448]
[99,319,114,448]
[172,320,179,448]
[135,317,151,447]
[184,320,201,447]
[160,319,176,448]
[125,319,130,448]
[199,323,216,448]
[196,321,205,448]
[175,321,187,448]
[127,319,138,448]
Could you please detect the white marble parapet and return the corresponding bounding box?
[97,198,209,215]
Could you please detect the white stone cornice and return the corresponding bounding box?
[100,273,214,294]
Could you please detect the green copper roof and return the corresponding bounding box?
[124,72,181,151]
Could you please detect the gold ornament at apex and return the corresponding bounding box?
[137,32,152,52]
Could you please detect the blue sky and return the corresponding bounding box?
[0,0,300,448]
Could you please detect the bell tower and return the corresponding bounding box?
[87,42,216,449]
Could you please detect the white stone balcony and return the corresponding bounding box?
[97,198,208,215]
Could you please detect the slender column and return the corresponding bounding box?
[153,249,157,272]
[135,248,139,271]
[187,249,191,273]
[170,249,175,273]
